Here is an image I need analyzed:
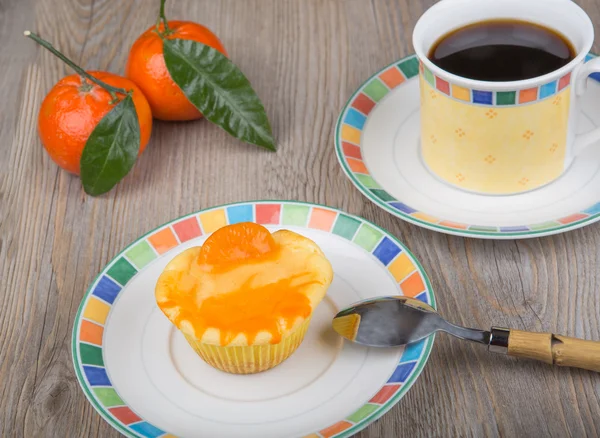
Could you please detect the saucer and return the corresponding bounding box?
[72,201,436,438]
[335,54,600,239]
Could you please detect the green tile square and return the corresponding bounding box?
[107,257,137,286]
[282,204,310,226]
[363,79,389,102]
[125,241,156,269]
[332,214,361,240]
[353,224,383,251]
[423,66,434,86]
[398,57,419,78]
[347,403,379,422]
[529,221,560,231]
[469,225,498,233]
[355,174,381,189]
[79,343,104,366]
[371,189,396,202]
[496,91,516,105]
[93,388,124,407]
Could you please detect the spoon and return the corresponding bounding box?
[332,296,600,372]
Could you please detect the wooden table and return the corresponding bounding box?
[2,0,600,436]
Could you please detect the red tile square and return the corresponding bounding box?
[558,72,572,90]
[109,406,141,425]
[256,204,281,225]
[342,142,362,159]
[435,77,450,95]
[173,217,202,242]
[351,93,376,115]
[557,213,588,224]
[370,384,401,404]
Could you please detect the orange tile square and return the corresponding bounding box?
[80,320,104,346]
[347,158,368,174]
[308,208,337,231]
[400,271,426,297]
[519,88,538,103]
[320,421,353,438]
[388,253,416,283]
[148,227,179,254]
[379,67,405,89]
[439,220,468,230]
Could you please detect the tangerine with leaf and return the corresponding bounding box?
[126,0,276,151]
[26,31,153,195]
[126,20,228,121]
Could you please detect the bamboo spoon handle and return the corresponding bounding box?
[490,328,600,372]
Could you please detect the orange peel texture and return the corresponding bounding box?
[155,223,333,346]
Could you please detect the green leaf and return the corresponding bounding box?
[80,94,141,196]
[162,38,276,151]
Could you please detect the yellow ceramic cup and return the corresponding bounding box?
[413,0,600,195]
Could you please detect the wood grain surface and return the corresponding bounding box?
[1,0,600,436]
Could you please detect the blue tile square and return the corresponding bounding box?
[590,72,600,83]
[401,339,426,362]
[586,53,595,62]
[129,422,165,438]
[539,81,557,99]
[373,237,402,265]
[415,291,429,304]
[226,204,253,224]
[500,226,530,232]
[344,108,367,129]
[472,90,493,105]
[390,202,416,214]
[387,361,417,383]
[584,203,600,215]
[83,366,111,386]
[92,276,121,305]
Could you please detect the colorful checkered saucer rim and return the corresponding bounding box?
[334,53,600,239]
[71,200,437,438]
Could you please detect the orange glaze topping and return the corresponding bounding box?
[156,223,325,346]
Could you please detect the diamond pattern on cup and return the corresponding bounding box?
[522,130,534,140]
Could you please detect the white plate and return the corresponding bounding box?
[335,54,600,239]
[72,201,436,438]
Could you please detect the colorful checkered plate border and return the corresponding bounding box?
[335,53,600,238]
[72,201,436,438]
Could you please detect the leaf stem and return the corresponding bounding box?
[24,31,129,101]
[156,0,171,34]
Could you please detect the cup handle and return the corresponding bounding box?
[574,57,600,155]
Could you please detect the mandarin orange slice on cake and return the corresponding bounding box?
[155,222,333,374]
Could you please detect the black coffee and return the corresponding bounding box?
[428,20,576,81]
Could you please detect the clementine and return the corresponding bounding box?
[126,21,228,121]
[38,72,152,175]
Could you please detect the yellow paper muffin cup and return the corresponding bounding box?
[182,318,312,374]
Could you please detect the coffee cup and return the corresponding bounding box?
[413,0,600,195]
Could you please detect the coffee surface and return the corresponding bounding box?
[428,20,575,81]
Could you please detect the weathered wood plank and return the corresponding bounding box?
[1,0,599,437]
